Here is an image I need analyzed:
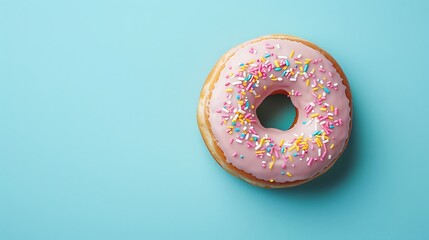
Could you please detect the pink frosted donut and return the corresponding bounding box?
[197,35,352,188]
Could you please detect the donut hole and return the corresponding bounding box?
[256,93,297,131]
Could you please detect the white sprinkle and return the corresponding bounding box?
[278,56,287,59]
[290,78,297,82]
[318,148,322,156]
[236,139,243,143]
[328,155,332,160]
[276,44,280,49]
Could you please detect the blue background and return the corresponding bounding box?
[1,0,428,239]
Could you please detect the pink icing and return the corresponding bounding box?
[207,38,351,183]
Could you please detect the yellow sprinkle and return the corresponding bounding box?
[330,144,335,149]
[295,61,302,64]
[226,88,233,92]
[269,179,274,182]
[312,87,319,91]
[248,60,255,64]
[331,105,334,112]
[274,60,280,68]
[316,138,322,147]
[288,145,296,152]
[328,116,334,120]
[229,73,234,77]
[259,138,265,146]
[272,155,276,161]
[251,105,255,109]
[279,139,284,146]
[260,57,266,62]
[269,161,274,169]
[310,113,319,118]
[320,107,327,111]
[227,126,234,129]
[286,172,292,177]
[305,59,311,64]
[319,84,324,89]
[255,150,265,154]
[318,94,322,99]
[289,155,293,162]
[290,50,294,58]
[306,79,310,86]
[263,86,267,90]
[300,66,303,71]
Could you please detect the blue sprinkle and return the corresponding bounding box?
[323,87,331,94]
[240,133,245,138]
[239,63,244,66]
[234,128,240,132]
[264,54,271,58]
[304,64,309,72]
[281,70,288,76]
[281,171,285,175]
[329,125,335,129]
[285,59,290,66]
[274,67,282,71]
[267,147,271,152]
[293,153,298,156]
[312,130,321,136]
[240,155,244,159]
[236,95,240,100]
[302,121,307,124]
[232,122,236,126]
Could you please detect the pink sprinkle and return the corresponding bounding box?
[307,158,314,166]
[274,148,279,158]
[229,138,234,144]
[281,163,286,169]
[334,107,338,116]
[265,44,274,49]
[328,72,333,77]
[232,152,237,157]
[224,82,230,86]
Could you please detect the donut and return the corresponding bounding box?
[197,34,352,188]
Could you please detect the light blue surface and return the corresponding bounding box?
[1,0,428,239]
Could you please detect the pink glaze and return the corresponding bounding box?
[207,37,351,183]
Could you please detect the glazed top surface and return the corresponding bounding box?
[207,37,351,183]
